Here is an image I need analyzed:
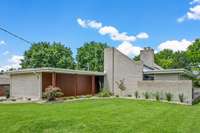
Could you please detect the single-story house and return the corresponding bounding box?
[7,68,104,100]
[1,47,197,104]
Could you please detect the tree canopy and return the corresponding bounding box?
[155,49,174,69]
[133,39,200,70]
[186,39,200,70]
[76,41,109,72]
[21,42,74,69]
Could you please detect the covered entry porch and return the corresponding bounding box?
[42,72,104,97]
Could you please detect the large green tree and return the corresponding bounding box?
[21,42,74,69]
[155,49,174,69]
[172,51,189,69]
[134,49,189,69]
[76,41,109,72]
[186,39,200,70]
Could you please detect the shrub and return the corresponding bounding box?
[179,93,184,103]
[165,92,173,101]
[43,86,64,101]
[5,89,9,99]
[115,95,119,97]
[127,94,132,97]
[115,79,126,96]
[98,88,111,97]
[143,92,149,99]
[154,92,160,101]
[134,91,139,98]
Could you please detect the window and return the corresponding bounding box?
[143,75,154,80]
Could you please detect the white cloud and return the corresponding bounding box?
[158,39,192,51]
[77,18,87,28]
[2,51,9,55]
[136,32,149,39]
[99,26,118,35]
[77,18,149,57]
[112,32,136,42]
[88,20,102,29]
[177,16,186,23]
[77,18,102,29]
[117,41,142,57]
[99,26,136,42]
[77,18,149,42]
[0,40,6,46]
[187,5,200,20]
[190,0,200,5]
[178,1,200,22]
[0,55,24,71]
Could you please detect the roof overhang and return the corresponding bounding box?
[144,69,194,78]
[6,67,105,76]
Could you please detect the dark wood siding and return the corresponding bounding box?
[42,73,52,92]
[42,72,97,97]
[0,86,5,96]
[77,75,92,95]
[0,85,9,96]
[56,73,76,96]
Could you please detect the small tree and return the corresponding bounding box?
[143,92,149,99]
[165,92,173,101]
[134,91,139,98]
[154,92,160,101]
[179,93,184,103]
[115,79,126,96]
[43,86,64,101]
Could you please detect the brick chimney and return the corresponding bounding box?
[140,47,154,67]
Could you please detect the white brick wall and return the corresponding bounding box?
[104,48,143,96]
[10,73,42,100]
[137,80,193,104]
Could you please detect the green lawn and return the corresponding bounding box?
[0,99,200,133]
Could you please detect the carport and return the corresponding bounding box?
[42,72,104,96]
[8,68,104,100]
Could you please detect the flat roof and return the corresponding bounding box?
[144,69,194,77]
[6,67,105,76]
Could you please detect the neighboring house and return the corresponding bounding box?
[1,47,196,104]
[0,73,10,96]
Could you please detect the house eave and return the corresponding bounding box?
[144,69,194,78]
[6,67,105,76]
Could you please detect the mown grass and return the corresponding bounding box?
[0,98,200,133]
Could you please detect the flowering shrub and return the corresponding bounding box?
[43,86,64,101]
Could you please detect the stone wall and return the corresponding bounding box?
[137,80,193,104]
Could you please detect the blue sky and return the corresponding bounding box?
[0,0,200,70]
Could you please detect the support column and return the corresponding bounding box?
[75,75,78,96]
[52,72,56,87]
[92,76,95,95]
